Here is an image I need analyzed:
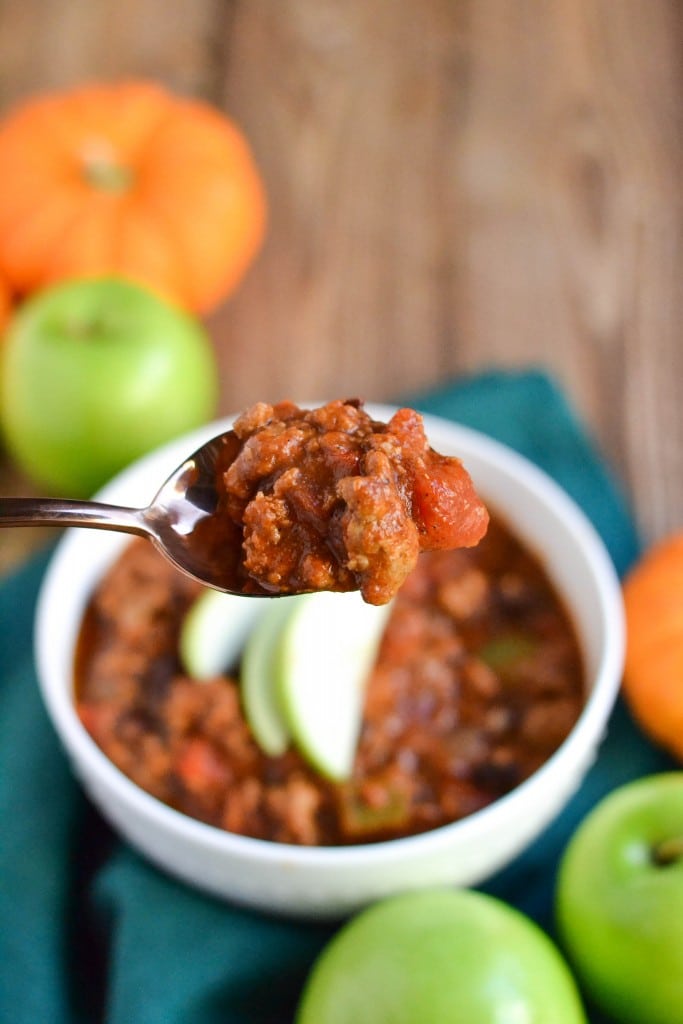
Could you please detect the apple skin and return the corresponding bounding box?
[0,277,218,496]
[296,888,586,1024]
[556,773,683,1024]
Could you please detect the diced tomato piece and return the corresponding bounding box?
[412,457,489,550]
[77,701,117,743]
[174,737,230,793]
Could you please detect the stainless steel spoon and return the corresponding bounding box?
[0,430,273,596]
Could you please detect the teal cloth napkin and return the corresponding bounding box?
[0,369,674,1024]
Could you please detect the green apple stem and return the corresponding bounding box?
[653,836,683,866]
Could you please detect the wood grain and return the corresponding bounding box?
[1,0,682,575]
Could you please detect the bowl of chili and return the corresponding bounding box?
[34,404,625,918]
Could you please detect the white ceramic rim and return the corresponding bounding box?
[34,405,625,870]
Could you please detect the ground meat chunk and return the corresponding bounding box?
[219,399,489,604]
[337,465,420,606]
[264,775,323,846]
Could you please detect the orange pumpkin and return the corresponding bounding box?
[0,81,267,313]
[0,274,11,332]
[622,532,683,762]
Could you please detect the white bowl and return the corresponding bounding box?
[34,405,625,919]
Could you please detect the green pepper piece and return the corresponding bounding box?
[338,784,410,838]
[479,632,538,671]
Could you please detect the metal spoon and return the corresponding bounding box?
[0,430,274,596]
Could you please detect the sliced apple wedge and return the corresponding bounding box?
[179,589,264,680]
[180,587,393,777]
[240,598,298,757]
[275,592,393,781]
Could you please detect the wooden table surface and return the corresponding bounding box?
[1,0,682,576]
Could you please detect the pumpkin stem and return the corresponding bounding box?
[81,139,133,193]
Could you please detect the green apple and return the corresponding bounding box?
[240,598,297,756]
[0,276,218,496]
[276,591,392,781]
[296,888,587,1023]
[556,773,683,1024]
[179,589,264,680]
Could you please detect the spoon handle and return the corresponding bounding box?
[0,497,149,536]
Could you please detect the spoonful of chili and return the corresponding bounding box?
[0,399,489,605]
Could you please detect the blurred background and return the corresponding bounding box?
[1,0,681,570]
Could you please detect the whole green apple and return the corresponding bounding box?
[0,277,218,496]
[556,773,683,1024]
[296,889,586,1024]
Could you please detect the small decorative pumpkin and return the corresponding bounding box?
[622,532,683,762]
[0,274,11,331]
[0,81,267,313]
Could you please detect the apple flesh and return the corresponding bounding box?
[275,591,393,781]
[556,773,683,1024]
[179,589,263,681]
[296,888,587,1023]
[178,586,391,778]
[0,276,218,496]
[240,598,297,757]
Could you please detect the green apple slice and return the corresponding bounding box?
[179,588,264,680]
[275,592,393,781]
[240,598,298,757]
